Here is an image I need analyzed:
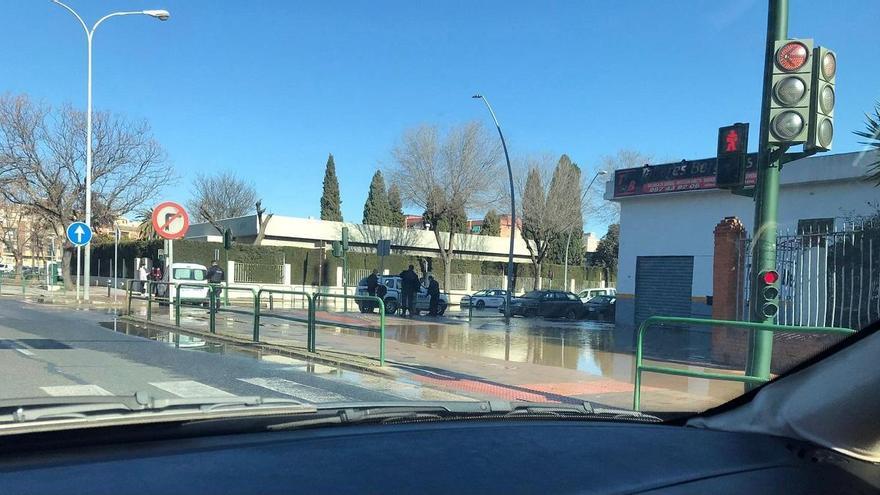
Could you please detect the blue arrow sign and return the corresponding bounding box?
[66,221,92,246]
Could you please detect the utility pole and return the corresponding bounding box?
[746,0,788,381]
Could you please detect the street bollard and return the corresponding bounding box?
[269,293,274,310]
[107,279,112,297]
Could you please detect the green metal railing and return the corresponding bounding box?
[173,283,213,327]
[313,292,386,365]
[208,285,258,336]
[126,280,153,320]
[632,316,856,411]
[255,289,315,350]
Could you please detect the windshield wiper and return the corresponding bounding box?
[266,400,660,431]
[0,391,316,424]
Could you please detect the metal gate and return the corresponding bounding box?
[635,256,694,324]
[738,217,880,329]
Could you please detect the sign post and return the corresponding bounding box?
[113,225,120,305]
[66,221,92,302]
[151,202,190,307]
[377,239,391,275]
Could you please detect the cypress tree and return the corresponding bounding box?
[387,184,405,227]
[362,170,391,225]
[320,154,343,221]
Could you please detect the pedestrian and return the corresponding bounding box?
[427,275,440,316]
[206,260,225,312]
[136,264,148,294]
[400,264,420,317]
[397,266,411,316]
[151,266,163,296]
[365,269,379,312]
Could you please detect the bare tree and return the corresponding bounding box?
[187,172,257,223]
[590,149,653,223]
[387,122,500,288]
[517,155,582,289]
[0,200,31,280]
[0,93,171,286]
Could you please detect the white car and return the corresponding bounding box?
[459,289,510,309]
[0,263,14,274]
[577,287,617,303]
[355,275,448,315]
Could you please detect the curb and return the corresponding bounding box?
[121,315,396,377]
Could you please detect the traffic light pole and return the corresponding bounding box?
[746,0,788,383]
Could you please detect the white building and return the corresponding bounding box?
[606,150,878,330]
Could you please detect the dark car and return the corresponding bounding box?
[583,294,616,320]
[499,290,584,319]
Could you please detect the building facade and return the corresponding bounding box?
[606,151,879,331]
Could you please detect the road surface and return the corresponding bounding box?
[0,299,469,403]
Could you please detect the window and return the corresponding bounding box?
[173,268,206,281]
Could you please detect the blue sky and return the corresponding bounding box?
[3,1,878,235]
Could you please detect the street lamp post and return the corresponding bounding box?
[562,170,607,288]
[473,94,515,318]
[51,1,169,300]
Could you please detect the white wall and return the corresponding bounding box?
[610,151,879,298]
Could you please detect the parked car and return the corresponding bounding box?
[499,290,585,319]
[459,289,509,309]
[577,287,617,303]
[155,263,210,303]
[355,275,448,316]
[0,263,14,274]
[583,294,616,320]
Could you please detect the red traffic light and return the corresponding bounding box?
[761,270,779,285]
[776,41,809,71]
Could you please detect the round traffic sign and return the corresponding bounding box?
[151,201,190,240]
[66,221,93,246]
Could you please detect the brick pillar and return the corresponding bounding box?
[711,216,747,366]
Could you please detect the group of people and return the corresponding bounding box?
[135,264,163,294]
[364,264,442,317]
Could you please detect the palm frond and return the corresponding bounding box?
[854,103,880,186]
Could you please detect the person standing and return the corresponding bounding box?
[397,266,411,316]
[365,269,379,312]
[427,275,440,316]
[206,260,225,312]
[403,265,420,316]
[136,264,148,294]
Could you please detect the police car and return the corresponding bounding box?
[355,275,448,315]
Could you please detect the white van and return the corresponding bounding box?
[577,287,617,303]
[156,263,210,303]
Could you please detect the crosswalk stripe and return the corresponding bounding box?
[340,374,475,402]
[41,384,113,397]
[238,377,347,403]
[149,380,236,398]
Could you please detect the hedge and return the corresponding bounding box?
[77,240,616,287]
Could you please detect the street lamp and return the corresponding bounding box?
[51,1,170,300]
[562,170,607,287]
[473,93,515,318]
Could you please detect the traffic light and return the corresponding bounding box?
[331,240,343,258]
[341,227,350,251]
[223,228,233,250]
[806,47,836,151]
[768,39,814,145]
[716,123,749,189]
[757,269,780,319]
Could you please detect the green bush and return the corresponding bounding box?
[77,240,616,287]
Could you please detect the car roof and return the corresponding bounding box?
[171,263,207,270]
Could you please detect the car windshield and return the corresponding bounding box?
[0,2,876,439]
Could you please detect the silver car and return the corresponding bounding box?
[459,289,509,309]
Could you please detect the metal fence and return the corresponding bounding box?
[738,218,880,329]
[233,262,284,284]
[471,274,504,290]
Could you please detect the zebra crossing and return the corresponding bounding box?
[34,357,477,405]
